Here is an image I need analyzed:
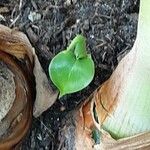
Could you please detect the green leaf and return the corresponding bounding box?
[49,35,95,97]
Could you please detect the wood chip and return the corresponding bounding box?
[0,7,9,14]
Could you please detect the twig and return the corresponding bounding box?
[10,0,23,28]
[10,13,21,27]
[36,118,54,138]
[19,0,23,10]
[57,138,64,150]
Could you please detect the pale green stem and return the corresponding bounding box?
[136,0,150,66]
[101,1,150,139]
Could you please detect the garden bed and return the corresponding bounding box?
[0,0,139,149]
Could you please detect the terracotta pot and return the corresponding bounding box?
[0,25,34,150]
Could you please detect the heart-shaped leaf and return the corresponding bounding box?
[49,35,95,97]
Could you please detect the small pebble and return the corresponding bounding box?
[83,19,90,31]
[28,11,41,22]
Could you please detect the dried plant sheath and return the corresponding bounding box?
[0,25,33,64]
[0,25,34,149]
[33,54,58,117]
[0,24,58,149]
[0,23,58,117]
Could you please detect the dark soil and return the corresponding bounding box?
[0,0,139,149]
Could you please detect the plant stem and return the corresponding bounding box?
[136,0,150,66]
[95,0,150,139]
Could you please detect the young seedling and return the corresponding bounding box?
[49,35,95,97]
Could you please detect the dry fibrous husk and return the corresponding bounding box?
[0,24,58,117]
[0,26,34,149]
[0,24,58,149]
[0,25,33,63]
